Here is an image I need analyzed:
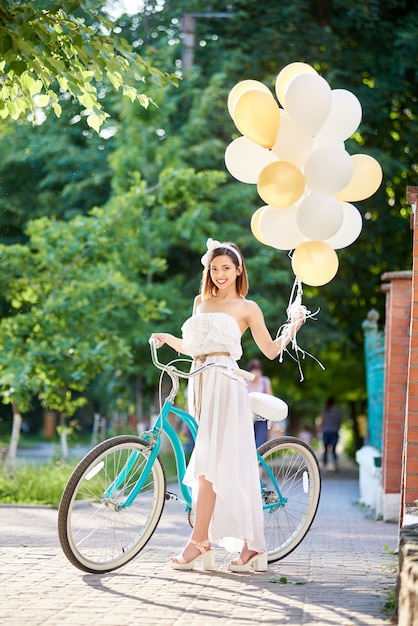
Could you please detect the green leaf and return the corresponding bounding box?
[264,574,306,585]
[5,100,21,119]
[86,113,103,132]
[52,102,62,117]
[9,60,27,76]
[0,35,13,54]
[78,93,97,110]
[36,94,50,108]
[20,73,42,97]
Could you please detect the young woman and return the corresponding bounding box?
[151,238,305,571]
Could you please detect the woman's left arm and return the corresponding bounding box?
[246,300,304,360]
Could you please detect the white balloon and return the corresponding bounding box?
[275,62,317,108]
[304,145,354,194]
[225,136,275,184]
[317,89,362,143]
[324,202,363,249]
[297,193,343,240]
[284,73,332,136]
[314,137,345,150]
[259,204,306,251]
[271,111,313,170]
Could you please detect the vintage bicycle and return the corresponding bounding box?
[58,338,321,573]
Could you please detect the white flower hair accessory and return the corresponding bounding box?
[201,238,242,267]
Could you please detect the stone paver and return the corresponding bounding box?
[0,464,398,626]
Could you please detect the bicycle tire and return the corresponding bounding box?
[58,435,166,573]
[257,436,321,563]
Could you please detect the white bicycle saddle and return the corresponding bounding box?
[249,392,288,423]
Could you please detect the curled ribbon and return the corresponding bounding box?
[276,277,324,382]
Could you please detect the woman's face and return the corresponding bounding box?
[250,366,262,379]
[209,254,241,291]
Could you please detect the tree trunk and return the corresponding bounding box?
[6,402,22,476]
[136,374,144,430]
[59,412,69,463]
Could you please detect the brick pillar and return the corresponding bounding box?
[403,187,418,526]
[381,271,412,521]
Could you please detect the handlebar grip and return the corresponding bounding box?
[233,367,255,381]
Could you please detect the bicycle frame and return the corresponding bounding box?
[106,339,288,513]
[108,400,287,513]
[141,401,197,510]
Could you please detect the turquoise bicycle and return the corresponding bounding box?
[58,339,321,573]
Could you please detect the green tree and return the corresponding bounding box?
[0,98,115,245]
[1,0,417,447]
[119,0,417,420]
[0,0,176,130]
[0,151,226,465]
[0,196,164,468]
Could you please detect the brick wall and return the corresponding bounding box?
[381,272,412,502]
[402,203,418,524]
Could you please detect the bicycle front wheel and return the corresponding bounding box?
[58,435,166,573]
[258,436,321,563]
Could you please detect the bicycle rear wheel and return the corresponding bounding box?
[58,435,166,573]
[258,436,321,563]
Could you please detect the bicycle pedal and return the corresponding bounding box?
[165,491,178,501]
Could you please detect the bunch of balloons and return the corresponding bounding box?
[225,62,383,286]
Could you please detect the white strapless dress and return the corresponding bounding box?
[181,312,266,553]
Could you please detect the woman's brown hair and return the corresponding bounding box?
[200,242,249,300]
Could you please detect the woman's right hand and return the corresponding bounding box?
[150,332,183,353]
[150,333,167,349]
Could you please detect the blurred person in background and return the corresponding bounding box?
[247,358,273,448]
[319,397,343,471]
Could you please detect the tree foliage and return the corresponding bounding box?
[0,0,176,130]
[0,153,224,423]
[0,0,417,437]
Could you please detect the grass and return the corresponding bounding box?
[0,462,76,507]
[384,588,397,622]
[0,451,179,507]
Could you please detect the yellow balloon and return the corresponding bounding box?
[228,79,272,119]
[334,154,383,202]
[233,91,280,149]
[251,207,269,245]
[257,161,305,207]
[275,62,317,108]
[292,241,339,286]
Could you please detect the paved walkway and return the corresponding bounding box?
[0,463,398,626]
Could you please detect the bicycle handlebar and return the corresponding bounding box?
[148,337,255,382]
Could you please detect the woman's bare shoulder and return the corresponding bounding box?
[193,294,202,314]
[235,298,263,328]
[241,298,262,315]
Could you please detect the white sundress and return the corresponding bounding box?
[181,312,266,554]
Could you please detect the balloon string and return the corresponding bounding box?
[276,277,325,382]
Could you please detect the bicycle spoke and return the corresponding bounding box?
[58,436,166,573]
[258,436,321,563]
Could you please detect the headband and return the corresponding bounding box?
[201,238,242,267]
